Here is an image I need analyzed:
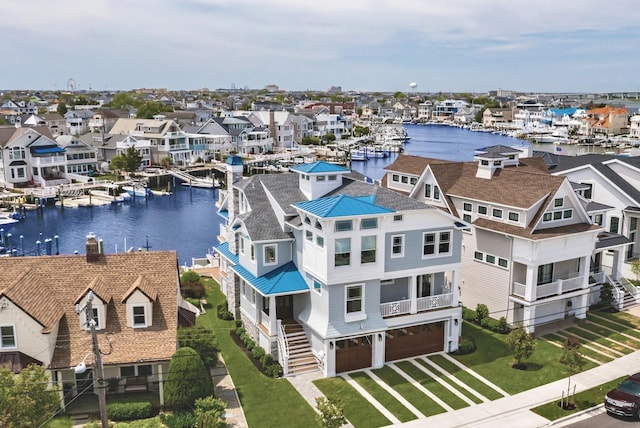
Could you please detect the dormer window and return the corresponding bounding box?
[335,220,353,232]
[317,175,325,181]
[122,278,157,329]
[481,160,489,166]
[315,220,323,230]
[132,305,147,328]
[493,161,501,166]
[304,216,311,225]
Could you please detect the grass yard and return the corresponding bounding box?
[427,354,504,400]
[349,372,417,423]
[586,313,640,340]
[542,333,614,363]
[199,279,317,428]
[314,376,391,428]
[564,327,631,355]
[394,361,470,410]
[531,376,626,421]
[452,322,597,395]
[415,358,483,404]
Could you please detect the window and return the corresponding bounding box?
[410,177,417,185]
[582,183,593,199]
[132,305,147,328]
[335,238,351,266]
[610,216,620,233]
[492,208,503,218]
[391,235,404,257]
[434,186,440,200]
[543,212,552,222]
[250,244,255,262]
[120,365,152,378]
[316,235,324,248]
[264,245,276,265]
[474,251,483,261]
[478,205,487,215]
[317,175,325,181]
[250,289,256,305]
[0,325,16,348]
[305,230,313,242]
[463,203,472,212]
[493,160,501,166]
[304,216,311,225]
[424,184,431,198]
[393,214,403,222]
[485,254,496,264]
[508,212,519,222]
[553,211,562,220]
[594,214,603,226]
[346,285,363,314]
[360,218,378,230]
[498,258,508,268]
[563,210,572,219]
[423,231,451,257]
[463,213,471,223]
[554,197,564,207]
[631,217,638,231]
[86,307,99,330]
[239,237,245,255]
[335,220,353,232]
[392,174,399,182]
[313,280,322,294]
[537,263,554,285]
[481,160,489,166]
[315,220,322,230]
[401,176,408,184]
[328,175,337,181]
[361,236,376,264]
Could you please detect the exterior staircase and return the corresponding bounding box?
[282,322,319,375]
[611,277,640,310]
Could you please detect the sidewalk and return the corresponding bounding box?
[212,356,248,428]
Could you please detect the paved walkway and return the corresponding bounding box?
[212,356,248,427]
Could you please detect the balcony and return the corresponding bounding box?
[30,155,66,166]
[380,293,454,318]
[512,273,586,300]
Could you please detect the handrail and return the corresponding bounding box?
[277,319,289,376]
[620,276,639,297]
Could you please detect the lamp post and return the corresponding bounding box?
[79,291,108,428]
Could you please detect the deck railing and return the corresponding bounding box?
[380,292,454,318]
[512,273,586,300]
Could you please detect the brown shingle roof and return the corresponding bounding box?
[385,154,451,176]
[0,251,179,369]
[474,217,600,240]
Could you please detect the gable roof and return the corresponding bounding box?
[291,161,349,174]
[0,251,179,369]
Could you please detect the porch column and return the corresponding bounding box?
[450,269,459,307]
[575,294,589,321]
[57,370,65,411]
[157,363,164,406]
[611,249,622,280]
[269,295,277,335]
[523,305,536,333]
[409,275,417,314]
[579,256,590,288]
[524,265,537,301]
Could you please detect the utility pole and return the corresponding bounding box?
[86,291,109,428]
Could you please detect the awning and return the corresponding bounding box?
[30,146,65,154]
[0,351,43,373]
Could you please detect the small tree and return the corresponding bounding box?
[164,347,214,411]
[160,156,172,169]
[506,326,537,369]
[559,336,586,374]
[194,395,226,428]
[315,396,347,428]
[475,303,489,324]
[178,326,219,370]
[0,364,59,428]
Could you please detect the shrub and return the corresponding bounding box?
[264,363,283,378]
[475,304,489,323]
[260,353,274,368]
[217,304,234,320]
[160,411,197,428]
[498,317,509,334]
[177,326,219,370]
[454,337,476,355]
[252,346,266,360]
[194,396,227,428]
[106,401,153,421]
[462,307,477,323]
[164,347,214,411]
[315,396,347,428]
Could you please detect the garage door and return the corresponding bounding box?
[385,321,445,362]
[335,335,373,373]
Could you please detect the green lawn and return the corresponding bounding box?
[531,376,626,420]
[452,322,596,395]
[349,372,417,422]
[427,354,504,401]
[564,327,631,355]
[415,358,483,404]
[371,365,446,417]
[394,361,470,410]
[542,333,614,363]
[199,280,317,428]
[314,377,391,428]
[578,322,640,348]
[586,313,640,340]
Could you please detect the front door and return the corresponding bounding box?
[276,295,293,321]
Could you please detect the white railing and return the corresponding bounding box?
[31,156,66,166]
[512,282,526,298]
[620,277,640,300]
[417,293,453,311]
[513,273,587,300]
[380,299,411,317]
[380,293,454,318]
[561,276,584,293]
[260,311,271,334]
[277,320,289,376]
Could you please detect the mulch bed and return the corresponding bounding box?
[229,330,267,375]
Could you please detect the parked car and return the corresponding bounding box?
[605,372,640,419]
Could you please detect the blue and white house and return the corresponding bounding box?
[214,156,464,377]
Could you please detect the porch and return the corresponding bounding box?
[379,271,458,318]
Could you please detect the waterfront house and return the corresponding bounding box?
[210,116,273,156]
[213,157,463,377]
[0,237,192,409]
[247,111,296,150]
[546,153,640,284]
[381,146,627,332]
[584,106,629,137]
[64,110,94,136]
[41,113,69,138]
[56,135,99,176]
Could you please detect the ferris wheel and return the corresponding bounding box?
[67,78,76,92]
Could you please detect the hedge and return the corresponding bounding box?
[106,401,153,421]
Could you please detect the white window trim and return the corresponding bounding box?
[0,324,17,349]
[391,234,404,258]
[344,284,366,322]
[264,244,277,266]
[83,306,101,331]
[313,280,322,295]
[131,305,148,328]
[421,230,452,259]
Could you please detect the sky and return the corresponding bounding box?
[2,0,639,94]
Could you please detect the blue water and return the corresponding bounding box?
[4,125,534,261]
[4,186,220,265]
[349,124,530,180]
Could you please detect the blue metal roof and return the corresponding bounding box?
[290,161,349,174]
[212,242,238,264]
[293,194,393,218]
[30,146,65,154]
[226,155,243,166]
[232,261,309,296]
[550,108,578,116]
[218,209,229,220]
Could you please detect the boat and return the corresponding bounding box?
[0,213,19,228]
[180,176,218,188]
[89,189,127,203]
[350,149,368,161]
[122,185,153,198]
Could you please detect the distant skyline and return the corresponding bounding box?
[2,1,639,94]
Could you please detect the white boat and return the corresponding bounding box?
[350,149,368,161]
[180,177,218,188]
[0,213,19,227]
[122,185,152,198]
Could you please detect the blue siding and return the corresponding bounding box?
[384,228,462,272]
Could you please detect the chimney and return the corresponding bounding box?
[225,156,244,254]
[86,233,100,262]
